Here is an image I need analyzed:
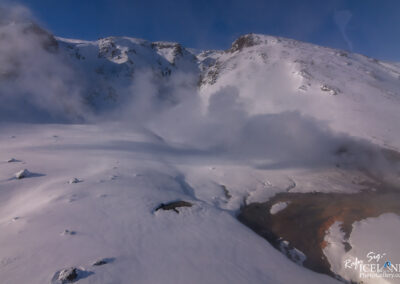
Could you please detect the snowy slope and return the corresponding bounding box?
[56,36,199,112]
[3,22,400,151]
[0,123,339,284]
[1,14,400,283]
[198,34,400,150]
[51,33,400,150]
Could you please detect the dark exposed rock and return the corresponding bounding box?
[61,229,76,236]
[52,267,93,283]
[155,200,193,214]
[151,42,179,50]
[298,85,308,91]
[15,169,29,179]
[320,84,340,95]
[336,51,348,57]
[98,38,120,59]
[55,267,78,283]
[229,34,261,53]
[14,169,44,179]
[68,178,81,184]
[151,42,193,65]
[92,259,107,266]
[221,185,232,199]
[173,44,183,57]
[205,68,219,85]
[200,61,222,85]
[298,69,312,80]
[92,257,115,266]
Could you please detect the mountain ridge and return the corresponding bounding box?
[2,21,400,150]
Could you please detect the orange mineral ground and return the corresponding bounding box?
[238,180,400,278]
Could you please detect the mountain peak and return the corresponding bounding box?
[230,33,263,52]
[229,33,282,53]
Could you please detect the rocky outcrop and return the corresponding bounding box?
[229,34,262,53]
[52,267,78,283]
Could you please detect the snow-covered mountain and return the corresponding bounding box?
[6,24,400,149]
[56,36,199,112]
[1,17,400,284]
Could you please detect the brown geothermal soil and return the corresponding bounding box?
[237,181,400,279]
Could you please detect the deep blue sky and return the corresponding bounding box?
[11,0,400,61]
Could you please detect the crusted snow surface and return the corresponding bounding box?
[199,34,400,150]
[0,123,340,284]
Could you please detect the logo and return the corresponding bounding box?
[344,251,400,280]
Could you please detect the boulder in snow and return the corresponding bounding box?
[52,267,93,283]
[15,169,29,179]
[61,229,76,236]
[68,178,81,184]
[53,267,78,283]
[320,84,340,95]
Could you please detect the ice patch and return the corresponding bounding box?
[270,201,289,215]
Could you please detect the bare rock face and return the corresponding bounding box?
[151,41,196,66]
[98,37,121,59]
[229,34,261,53]
[151,42,182,56]
[201,62,221,85]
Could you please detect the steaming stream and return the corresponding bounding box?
[238,175,400,279]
